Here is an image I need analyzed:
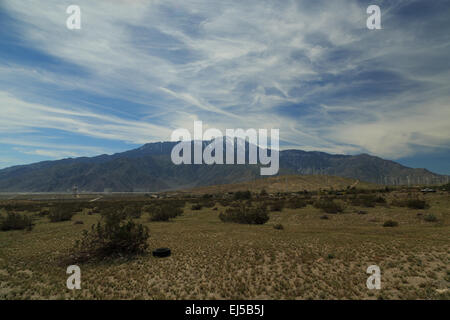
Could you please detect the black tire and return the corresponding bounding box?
[152,248,171,258]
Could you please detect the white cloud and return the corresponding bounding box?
[1,0,449,162]
[13,147,81,158]
[0,91,173,144]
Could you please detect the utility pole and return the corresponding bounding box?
[72,185,78,198]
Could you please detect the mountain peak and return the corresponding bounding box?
[0,140,448,192]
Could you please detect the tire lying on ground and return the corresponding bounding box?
[152,248,171,258]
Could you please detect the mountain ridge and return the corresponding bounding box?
[0,140,448,192]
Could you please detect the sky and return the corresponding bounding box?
[0,0,449,174]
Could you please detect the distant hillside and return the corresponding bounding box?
[179,175,378,194]
[279,150,448,185]
[0,140,448,192]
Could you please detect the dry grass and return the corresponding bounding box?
[0,190,448,300]
[176,175,378,195]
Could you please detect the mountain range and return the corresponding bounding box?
[0,140,448,192]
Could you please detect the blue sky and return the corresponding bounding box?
[0,0,449,174]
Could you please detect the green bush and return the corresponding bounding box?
[438,183,450,191]
[219,204,269,225]
[91,207,101,214]
[148,204,183,222]
[286,198,307,209]
[38,208,50,216]
[122,204,142,219]
[383,220,399,227]
[2,203,42,212]
[100,206,127,220]
[391,198,429,209]
[423,214,437,222]
[0,212,34,231]
[72,210,149,261]
[191,204,203,211]
[218,200,231,207]
[349,194,386,207]
[270,200,285,212]
[48,205,76,222]
[390,198,407,207]
[201,201,215,208]
[313,199,344,214]
[233,190,252,200]
[407,199,429,210]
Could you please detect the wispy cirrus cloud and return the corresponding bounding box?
[0,91,172,143]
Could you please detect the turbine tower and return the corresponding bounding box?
[72,185,79,198]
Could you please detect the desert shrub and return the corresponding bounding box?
[230,202,241,208]
[148,209,171,222]
[313,199,344,214]
[390,198,407,207]
[219,205,269,225]
[91,207,101,214]
[233,190,252,200]
[122,205,142,219]
[150,200,185,210]
[38,208,50,216]
[438,183,450,191]
[48,205,76,222]
[320,215,329,220]
[99,205,126,219]
[148,204,183,222]
[383,220,399,227]
[350,194,386,207]
[273,223,284,230]
[173,200,186,208]
[374,196,387,203]
[2,203,42,212]
[355,196,376,207]
[423,214,437,222]
[0,212,34,231]
[201,201,215,208]
[260,189,268,197]
[72,210,149,261]
[270,200,285,212]
[346,188,383,195]
[407,199,429,210]
[191,204,203,210]
[218,200,230,207]
[286,198,307,209]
